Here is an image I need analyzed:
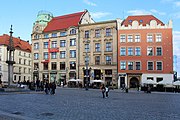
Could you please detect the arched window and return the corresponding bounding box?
[70,28,76,35]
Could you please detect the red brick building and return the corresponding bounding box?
[117,15,173,89]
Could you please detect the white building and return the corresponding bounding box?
[0,34,32,83]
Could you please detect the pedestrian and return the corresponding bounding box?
[100,84,105,98]
[45,80,50,94]
[51,81,56,95]
[0,79,2,88]
[105,85,109,98]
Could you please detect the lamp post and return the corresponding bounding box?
[84,40,90,90]
[6,25,15,87]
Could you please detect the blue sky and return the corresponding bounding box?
[0,0,180,77]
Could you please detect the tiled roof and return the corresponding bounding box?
[43,11,85,32]
[122,15,164,26]
[0,34,31,52]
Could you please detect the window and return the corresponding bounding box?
[85,30,90,38]
[147,47,153,56]
[60,62,66,70]
[0,48,2,53]
[120,61,126,70]
[44,52,48,60]
[28,68,31,74]
[44,42,48,49]
[95,29,100,37]
[60,40,66,47]
[106,42,112,51]
[135,35,140,42]
[128,47,133,56]
[29,60,31,66]
[43,63,48,70]
[120,47,126,56]
[60,31,66,36]
[52,33,57,38]
[157,61,162,70]
[70,29,76,35]
[85,44,90,52]
[24,53,26,57]
[34,63,39,70]
[135,47,141,56]
[120,35,126,42]
[147,34,153,42]
[0,56,1,61]
[34,43,39,50]
[156,47,162,56]
[128,35,133,42]
[51,62,57,70]
[135,62,141,70]
[95,56,100,65]
[156,34,162,42]
[70,38,76,46]
[60,51,66,59]
[19,51,21,55]
[34,53,39,60]
[106,28,111,36]
[19,58,22,64]
[106,56,112,65]
[70,50,76,58]
[95,43,100,52]
[148,62,153,70]
[51,41,57,48]
[70,61,76,69]
[24,68,26,73]
[44,34,49,39]
[85,56,89,64]
[105,70,112,75]
[19,67,22,73]
[24,59,26,65]
[51,52,57,59]
[0,65,1,71]
[128,61,133,70]
[34,34,39,39]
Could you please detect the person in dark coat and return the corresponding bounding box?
[51,82,56,95]
[101,84,105,98]
[45,80,50,94]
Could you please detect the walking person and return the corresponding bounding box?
[100,84,105,98]
[45,80,50,94]
[105,85,109,98]
[51,81,56,95]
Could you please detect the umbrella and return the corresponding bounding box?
[68,79,76,82]
[90,80,104,84]
[157,80,173,86]
[173,81,180,86]
[143,79,157,85]
[76,79,83,82]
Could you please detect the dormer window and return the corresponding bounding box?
[70,28,76,35]
[129,20,132,23]
[52,33,57,38]
[140,20,143,23]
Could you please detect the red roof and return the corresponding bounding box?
[43,11,85,32]
[0,34,31,52]
[122,15,164,26]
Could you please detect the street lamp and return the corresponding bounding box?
[84,40,90,90]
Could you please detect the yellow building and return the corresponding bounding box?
[79,20,118,87]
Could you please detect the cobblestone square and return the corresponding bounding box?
[0,88,180,120]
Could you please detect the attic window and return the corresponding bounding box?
[129,20,132,23]
[140,20,143,23]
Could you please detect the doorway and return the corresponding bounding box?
[130,77,139,88]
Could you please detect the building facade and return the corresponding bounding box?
[31,10,94,83]
[117,15,173,89]
[0,34,31,83]
[79,20,118,87]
